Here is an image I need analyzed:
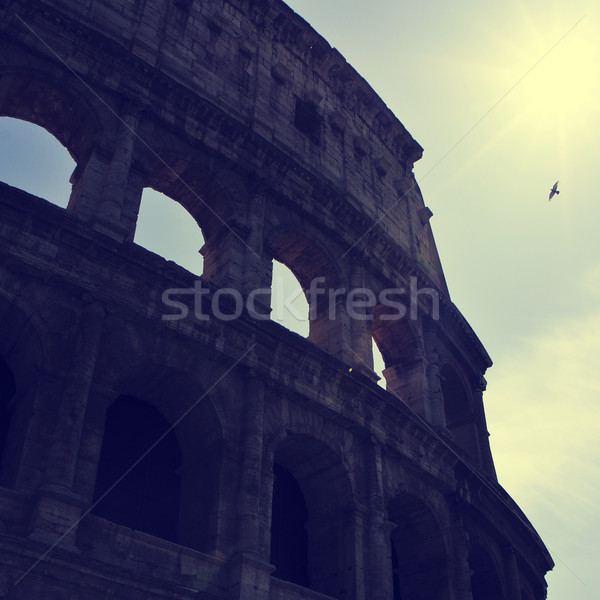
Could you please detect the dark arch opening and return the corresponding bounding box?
[441,364,480,461]
[270,462,309,586]
[271,434,355,598]
[388,494,450,600]
[441,364,470,423]
[0,356,16,480]
[92,395,182,543]
[469,543,504,600]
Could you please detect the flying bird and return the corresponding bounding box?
[549,181,560,201]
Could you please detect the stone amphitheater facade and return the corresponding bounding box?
[0,0,552,598]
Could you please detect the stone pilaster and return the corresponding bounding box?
[95,108,140,241]
[472,375,496,478]
[235,371,266,555]
[29,302,105,548]
[447,496,473,600]
[229,371,273,600]
[242,194,268,293]
[202,222,248,291]
[503,545,522,600]
[348,258,375,374]
[383,357,429,417]
[423,319,446,428]
[67,144,112,222]
[366,441,393,600]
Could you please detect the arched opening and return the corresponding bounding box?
[82,363,225,553]
[441,364,481,462]
[0,117,75,208]
[142,158,242,288]
[0,71,98,216]
[371,307,426,412]
[271,260,309,337]
[372,338,386,388]
[270,462,309,586]
[134,188,205,275]
[388,494,450,600]
[469,542,505,600]
[269,230,343,357]
[0,355,16,481]
[92,395,182,543]
[0,73,95,161]
[271,434,355,598]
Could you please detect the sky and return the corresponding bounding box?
[1,1,599,598]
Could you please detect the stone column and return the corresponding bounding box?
[503,545,522,600]
[242,193,266,292]
[472,375,496,477]
[447,498,473,600]
[366,441,393,600]
[9,369,63,493]
[318,293,353,364]
[426,353,446,428]
[348,256,375,374]
[235,371,265,554]
[29,302,105,548]
[94,108,140,241]
[202,222,248,291]
[229,370,273,600]
[422,319,446,428]
[67,144,112,222]
[352,505,368,600]
[242,193,272,319]
[383,357,429,416]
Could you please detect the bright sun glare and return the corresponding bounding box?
[486,12,599,141]
[514,26,598,130]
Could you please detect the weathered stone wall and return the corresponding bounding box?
[0,1,552,599]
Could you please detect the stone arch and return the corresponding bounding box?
[371,302,423,367]
[266,224,344,293]
[141,151,247,285]
[468,540,506,600]
[0,64,111,221]
[440,363,480,462]
[371,308,428,408]
[143,155,244,239]
[266,225,347,356]
[88,360,225,552]
[267,430,356,599]
[0,68,100,164]
[387,492,451,600]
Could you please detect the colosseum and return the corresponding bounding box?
[0,0,553,598]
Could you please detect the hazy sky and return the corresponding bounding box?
[1,1,599,598]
